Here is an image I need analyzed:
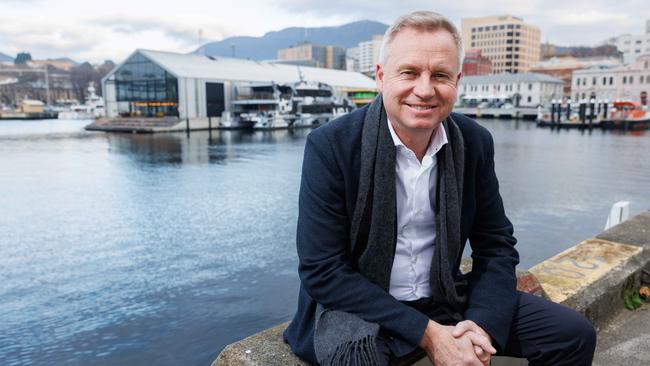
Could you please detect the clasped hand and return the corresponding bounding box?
[419,320,496,366]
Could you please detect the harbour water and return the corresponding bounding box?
[1,118,649,365]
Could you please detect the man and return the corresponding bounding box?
[284,11,596,366]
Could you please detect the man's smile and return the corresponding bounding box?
[405,103,437,111]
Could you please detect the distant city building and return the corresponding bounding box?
[0,64,75,106]
[530,56,622,96]
[357,35,383,77]
[461,15,541,74]
[613,20,650,63]
[462,49,492,76]
[458,73,563,107]
[571,54,650,102]
[14,52,32,65]
[345,47,359,73]
[102,49,375,119]
[277,42,346,70]
[28,59,77,71]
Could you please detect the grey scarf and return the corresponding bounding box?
[314,95,467,365]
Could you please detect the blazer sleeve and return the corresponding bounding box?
[296,130,430,347]
[464,131,519,351]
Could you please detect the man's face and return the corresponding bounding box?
[376,28,461,135]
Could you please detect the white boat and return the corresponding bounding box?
[232,81,355,130]
[58,83,105,120]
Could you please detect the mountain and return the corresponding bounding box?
[194,20,388,60]
[0,52,14,62]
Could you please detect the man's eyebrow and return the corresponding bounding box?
[395,63,419,70]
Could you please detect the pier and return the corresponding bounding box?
[454,106,539,120]
[213,209,650,366]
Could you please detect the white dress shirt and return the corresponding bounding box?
[387,119,448,301]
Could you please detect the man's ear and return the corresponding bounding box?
[376,64,384,92]
[455,72,462,86]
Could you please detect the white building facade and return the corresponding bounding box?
[614,20,650,64]
[357,35,383,77]
[572,54,650,101]
[458,73,563,107]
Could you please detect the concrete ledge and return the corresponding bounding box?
[213,210,650,366]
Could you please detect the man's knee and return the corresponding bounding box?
[569,311,597,351]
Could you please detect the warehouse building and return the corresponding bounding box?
[101,49,376,122]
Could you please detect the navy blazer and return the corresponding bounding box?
[284,104,519,364]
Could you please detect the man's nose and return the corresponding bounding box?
[413,75,435,99]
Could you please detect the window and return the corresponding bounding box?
[603,77,607,85]
[630,76,634,84]
[527,96,531,102]
[623,76,627,84]
[112,53,179,117]
[528,83,532,90]
[593,77,597,85]
[609,77,614,85]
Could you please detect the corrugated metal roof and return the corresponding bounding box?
[460,72,564,84]
[136,49,376,90]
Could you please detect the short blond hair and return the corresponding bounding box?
[379,11,464,71]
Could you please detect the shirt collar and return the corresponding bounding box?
[387,118,448,157]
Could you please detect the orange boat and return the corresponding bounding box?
[602,101,650,130]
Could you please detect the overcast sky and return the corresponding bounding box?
[0,0,647,63]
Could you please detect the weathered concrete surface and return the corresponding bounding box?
[212,323,308,366]
[596,210,650,247]
[593,305,650,366]
[529,239,642,304]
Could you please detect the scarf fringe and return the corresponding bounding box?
[319,334,380,366]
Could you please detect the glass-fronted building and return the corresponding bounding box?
[102,49,376,123]
[107,53,179,117]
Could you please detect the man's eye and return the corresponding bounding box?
[400,70,414,76]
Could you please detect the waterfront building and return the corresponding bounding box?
[277,42,346,70]
[345,47,359,73]
[613,20,650,64]
[357,35,383,77]
[571,54,650,102]
[461,15,541,74]
[101,49,375,119]
[530,56,622,97]
[462,49,493,76]
[458,73,563,107]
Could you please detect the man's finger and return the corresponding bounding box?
[452,320,478,337]
[465,332,497,354]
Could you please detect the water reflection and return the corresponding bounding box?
[103,129,312,166]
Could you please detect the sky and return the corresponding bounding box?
[0,0,648,64]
